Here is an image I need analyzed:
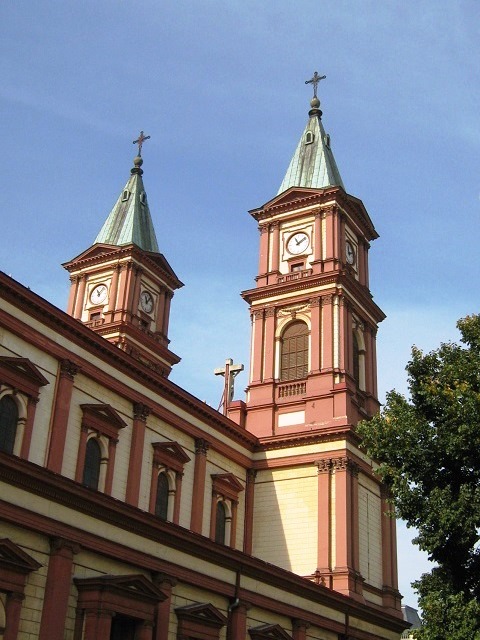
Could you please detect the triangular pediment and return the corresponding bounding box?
[75,574,166,601]
[0,357,49,388]
[0,538,42,574]
[249,624,292,640]
[63,243,121,267]
[250,186,343,219]
[211,473,244,494]
[144,251,183,289]
[152,441,191,468]
[80,404,127,430]
[175,602,227,627]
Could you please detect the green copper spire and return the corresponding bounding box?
[277,73,344,194]
[94,134,159,252]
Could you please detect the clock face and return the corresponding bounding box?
[287,232,310,255]
[90,284,108,305]
[140,290,154,314]
[346,241,356,265]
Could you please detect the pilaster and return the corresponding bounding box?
[39,537,80,640]
[4,592,24,640]
[190,438,209,533]
[126,402,150,506]
[153,574,176,640]
[46,359,79,473]
[243,469,256,555]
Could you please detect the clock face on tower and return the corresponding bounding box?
[346,241,356,265]
[90,284,108,305]
[287,231,310,255]
[140,290,154,314]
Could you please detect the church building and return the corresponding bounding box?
[0,79,407,640]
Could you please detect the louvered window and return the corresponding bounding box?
[0,396,18,454]
[155,473,169,520]
[280,321,309,381]
[83,438,101,490]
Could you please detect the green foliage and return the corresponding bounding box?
[357,315,480,637]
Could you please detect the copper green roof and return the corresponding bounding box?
[94,156,159,252]
[278,96,344,194]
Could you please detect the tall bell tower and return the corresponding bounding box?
[235,77,401,615]
[241,81,384,437]
[63,134,183,377]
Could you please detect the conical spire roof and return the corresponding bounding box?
[277,88,344,195]
[95,153,159,252]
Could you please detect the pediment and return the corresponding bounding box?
[249,624,293,640]
[152,441,191,471]
[252,186,340,215]
[0,538,42,574]
[211,473,244,499]
[75,574,166,602]
[175,602,227,628]
[144,251,183,289]
[0,357,49,397]
[80,404,127,434]
[63,243,121,267]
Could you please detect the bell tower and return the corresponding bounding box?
[63,134,183,377]
[236,77,401,615]
[241,84,384,437]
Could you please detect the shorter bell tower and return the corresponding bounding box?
[63,135,182,376]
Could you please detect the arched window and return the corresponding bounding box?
[82,438,101,490]
[155,472,169,520]
[0,396,18,454]
[280,321,309,381]
[215,501,227,544]
[353,332,360,386]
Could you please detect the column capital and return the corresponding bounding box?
[133,402,151,422]
[59,359,80,380]
[331,456,359,476]
[315,459,331,474]
[50,536,80,555]
[195,438,210,455]
[292,618,310,631]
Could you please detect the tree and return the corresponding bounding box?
[357,315,480,639]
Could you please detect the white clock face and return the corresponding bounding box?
[346,241,356,265]
[90,284,108,305]
[140,290,154,314]
[287,232,310,255]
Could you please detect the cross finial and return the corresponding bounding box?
[305,71,326,98]
[133,130,151,156]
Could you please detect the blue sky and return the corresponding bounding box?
[1,0,479,609]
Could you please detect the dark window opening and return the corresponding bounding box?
[155,472,169,520]
[291,262,304,272]
[215,501,226,544]
[83,438,101,490]
[110,615,137,640]
[280,321,309,381]
[353,333,360,386]
[0,396,18,454]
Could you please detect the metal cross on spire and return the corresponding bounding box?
[133,130,151,156]
[305,71,326,98]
